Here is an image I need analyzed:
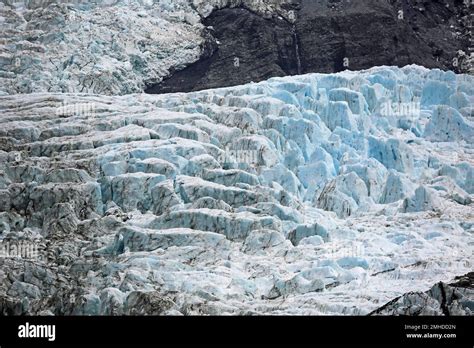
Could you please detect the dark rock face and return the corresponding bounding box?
[296,0,470,74]
[370,273,474,316]
[146,0,471,94]
[146,7,300,94]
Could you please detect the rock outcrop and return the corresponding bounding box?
[148,0,473,93]
[370,273,474,316]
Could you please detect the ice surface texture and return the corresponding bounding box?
[0,65,473,315]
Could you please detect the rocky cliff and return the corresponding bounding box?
[371,273,473,315]
[149,0,473,93]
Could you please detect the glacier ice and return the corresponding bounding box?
[0,65,473,315]
[424,105,474,143]
[0,0,295,95]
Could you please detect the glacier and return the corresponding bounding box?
[0,0,295,95]
[0,65,473,315]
